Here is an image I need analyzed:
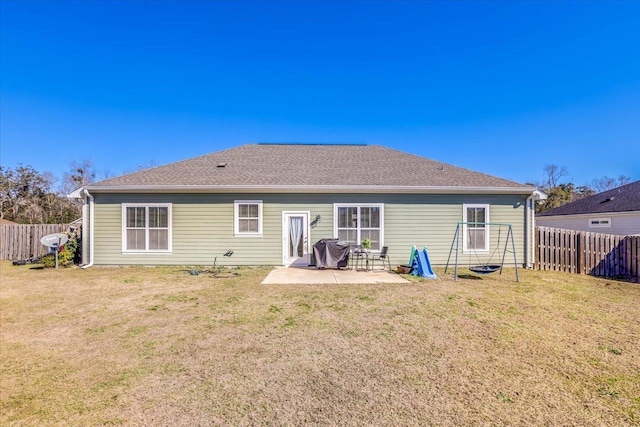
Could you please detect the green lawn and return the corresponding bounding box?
[1,262,639,426]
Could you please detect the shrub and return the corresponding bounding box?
[41,250,75,268]
[40,231,80,268]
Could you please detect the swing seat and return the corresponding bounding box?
[469,265,501,274]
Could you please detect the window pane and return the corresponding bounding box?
[337,207,345,228]
[127,207,145,228]
[369,207,380,228]
[468,228,485,250]
[239,204,259,219]
[361,207,381,228]
[149,207,158,228]
[338,207,357,228]
[467,207,476,225]
[239,218,259,233]
[149,229,168,250]
[338,229,357,246]
[360,229,380,250]
[127,229,145,250]
[467,207,486,227]
[247,219,258,232]
[361,207,370,228]
[149,207,168,228]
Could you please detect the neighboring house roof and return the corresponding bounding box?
[0,218,18,225]
[538,180,640,217]
[86,144,536,193]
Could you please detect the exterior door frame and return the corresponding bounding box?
[282,211,311,266]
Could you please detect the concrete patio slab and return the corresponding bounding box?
[261,266,410,285]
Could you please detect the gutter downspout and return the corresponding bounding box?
[526,194,534,268]
[526,190,547,268]
[82,189,95,269]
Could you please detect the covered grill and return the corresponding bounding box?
[311,238,350,269]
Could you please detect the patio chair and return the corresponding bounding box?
[350,245,367,270]
[369,246,391,271]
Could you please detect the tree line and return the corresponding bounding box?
[0,160,97,224]
[534,164,630,213]
[0,160,633,223]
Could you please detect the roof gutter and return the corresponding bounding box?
[83,184,540,195]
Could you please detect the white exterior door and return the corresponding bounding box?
[283,212,310,266]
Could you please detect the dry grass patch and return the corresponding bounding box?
[1,262,639,426]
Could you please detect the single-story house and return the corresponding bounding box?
[72,144,546,268]
[536,180,640,236]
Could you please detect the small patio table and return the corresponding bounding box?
[355,249,372,271]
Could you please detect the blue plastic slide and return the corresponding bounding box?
[410,245,437,279]
[409,245,418,266]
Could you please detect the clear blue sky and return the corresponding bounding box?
[1,0,639,188]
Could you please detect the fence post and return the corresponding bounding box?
[629,236,640,278]
[575,232,582,275]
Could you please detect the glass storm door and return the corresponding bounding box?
[283,212,309,265]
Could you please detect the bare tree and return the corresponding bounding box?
[137,159,157,171]
[591,175,631,193]
[98,169,114,180]
[542,164,568,189]
[63,159,96,194]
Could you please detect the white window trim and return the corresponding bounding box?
[463,203,490,253]
[121,203,172,253]
[589,217,612,228]
[333,203,384,251]
[234,200,263,237]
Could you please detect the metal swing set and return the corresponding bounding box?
[445,222,519,282]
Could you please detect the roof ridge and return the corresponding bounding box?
[256,142,368,146]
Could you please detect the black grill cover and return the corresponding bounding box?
[312,239,350,269]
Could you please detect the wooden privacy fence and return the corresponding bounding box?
[536,226,639,279]
[0,224,69,260]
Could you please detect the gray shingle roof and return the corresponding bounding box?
[538,180,640,216]
[89,144,532,191]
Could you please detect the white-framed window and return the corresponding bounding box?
[334,203,384,250]
[589,217,611,228]
[122,204,172,253]
[234,200,263,237]
[463,204,489,252]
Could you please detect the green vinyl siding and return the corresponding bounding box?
[92,193,528,267]
[384,196,526,266]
